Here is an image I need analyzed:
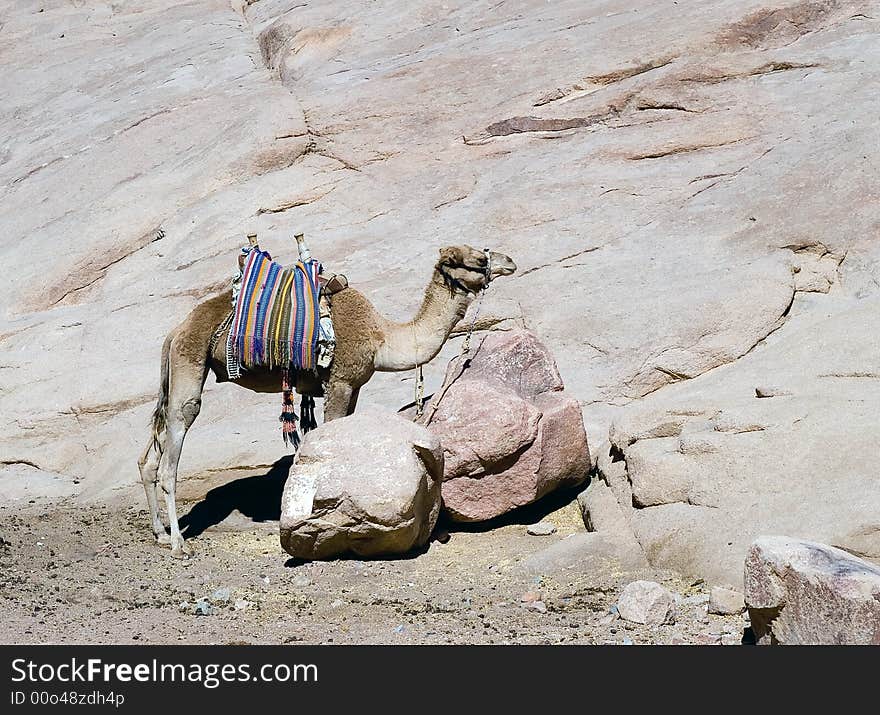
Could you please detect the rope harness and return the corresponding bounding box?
[214,238,494,437]
[415,248,492,419]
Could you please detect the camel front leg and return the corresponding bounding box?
[346,386,360,416]
[323,380,353,422]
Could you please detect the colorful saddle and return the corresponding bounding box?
[226,247,323,447]
[226,248,322,376]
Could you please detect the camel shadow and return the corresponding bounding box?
[179,456,292,539]
[178,457,587,557]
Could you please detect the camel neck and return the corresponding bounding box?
[374,270,472,371]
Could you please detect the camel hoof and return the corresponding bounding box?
[170,545,192,560]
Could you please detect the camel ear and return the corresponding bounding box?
[439,246,463,265]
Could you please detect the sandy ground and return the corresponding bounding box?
[0,471,749,645]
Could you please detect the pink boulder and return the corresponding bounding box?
[425,330,589,522]
[744,536,880,644]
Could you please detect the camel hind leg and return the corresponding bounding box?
[138,440,168,543]
[139,332,173,543]
[158,337,208,558]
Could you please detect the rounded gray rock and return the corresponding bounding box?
[280,410,443,560]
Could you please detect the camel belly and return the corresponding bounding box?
[219,371,283,393]
[211,360,327,395]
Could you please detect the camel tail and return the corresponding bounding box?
[151,333,173,454]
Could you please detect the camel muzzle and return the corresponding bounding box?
[487,250,517,280]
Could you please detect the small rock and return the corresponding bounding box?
[193,600,213,617]
[393,625,405,634]
[708,586,745,615]
[292,574,312,588]
[233,599,251,611]
[617,580,676,626]
[622,637,633,645]
[177,601,190,613]
[210,587,231,604]
[520,591,542,603]
[527,521,557,536]
[526,600,547,613]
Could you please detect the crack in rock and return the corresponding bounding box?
[678,61,820,84]
[466,112,613,144]
[628,135,755,161]
[257,185,337,214]
[47,225,166,308]
[517,246,602,277]
[683,145,777,203]
[533,56,676,106]
[0,459,43,470]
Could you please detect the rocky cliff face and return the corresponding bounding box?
[2,1,878,582]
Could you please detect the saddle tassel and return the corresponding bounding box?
[280,367,300,449]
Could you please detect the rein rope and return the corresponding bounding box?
[416,248,492,421]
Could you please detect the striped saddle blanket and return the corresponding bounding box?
[226,248,322,378]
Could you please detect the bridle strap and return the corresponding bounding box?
[438,248,494,294]
[437,263,476,295]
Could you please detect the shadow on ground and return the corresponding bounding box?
[179,455,589,565]
[440,480,589,533]
[179,456,292,539]
[284,480,591,567]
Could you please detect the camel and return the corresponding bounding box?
[138,244,517,557]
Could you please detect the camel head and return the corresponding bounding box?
[437,244,517,294]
